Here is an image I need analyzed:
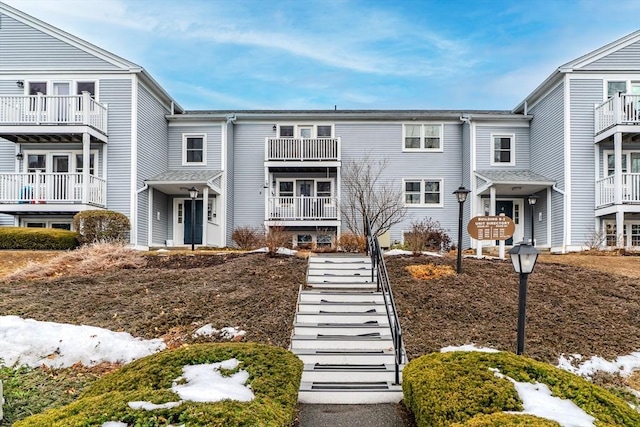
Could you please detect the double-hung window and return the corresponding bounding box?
[491,134,515,165]
[183,134,206,165]
[403,124,442,151]
[404,179,443,207]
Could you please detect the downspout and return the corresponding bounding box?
[552,184,567,253]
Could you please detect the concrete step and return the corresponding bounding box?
[298,291,384,303]
[308,263,372,271]
[297,302,386,313]
[295,348,397,365]
[301,363,402,382]
[296,311,387,324]
[293,322,390,336]
[291,334,393,350]
[307,275,374,284]
[308,269,375,278]
[309,257,371,265]
[305,282,378,291]
[298,381,403,404]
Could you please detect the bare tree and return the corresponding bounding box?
[340,155,407,236]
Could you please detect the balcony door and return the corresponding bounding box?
[52,154,70,201]
[52,82,71,122]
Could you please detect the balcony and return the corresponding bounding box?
[0,93,108,143]
[0,172,106,210]
[268,196,338,220]
[596,173,640,207]
[266,138,340,162]
[595,94,640,135]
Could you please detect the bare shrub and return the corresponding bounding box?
[338,233,366,253]
[5,242,145,281]
[232,226,263,250]
[264,226,290,257]
[584,228,607,251]
[404,218,452,255]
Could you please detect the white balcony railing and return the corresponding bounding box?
[0,93,108,135]
[268,196,338,220]
[596,173,640,207]
[0,172,106,206]
[266,138,340,161]
[595,94,640,135]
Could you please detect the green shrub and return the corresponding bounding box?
[452,413,560,426]
[0,227,77,250]
[15,343,303,427]
[72,210,130,244]
[402,351,640,427]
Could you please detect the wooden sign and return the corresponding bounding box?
[467,215,515,241]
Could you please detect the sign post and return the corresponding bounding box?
[467,215,515,259]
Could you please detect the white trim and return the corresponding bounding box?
[182,133,207,166]
[402,178,444,208]
[130,74,139,247]
[220,122,227,247]
[489,133,516,166]
[401,123,444,152]
[563,74,571,246]
[21,149,99,173]
[275,123,335,139]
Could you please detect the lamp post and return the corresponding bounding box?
[453,186,471,274]
[528,195,538,246]
[508,241,539,355]
[188,186,198,251]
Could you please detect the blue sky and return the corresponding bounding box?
[6,0,640,111]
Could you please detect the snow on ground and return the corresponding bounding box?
[440,344,500,353]
[171,358,254,402]
[0,315,165,368]
[558,352,640,378]
[249,247,297,255]
[384,249,442,257]
[193,324,246,340]
[491,368,595,427]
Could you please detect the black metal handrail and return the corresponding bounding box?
[364,216,403,384]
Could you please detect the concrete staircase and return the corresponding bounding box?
[292,254,404,404]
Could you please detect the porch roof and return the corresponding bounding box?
[145,170,222,195]
[476,169,555,197]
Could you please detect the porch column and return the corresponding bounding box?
[616,210,625,248]
[264,166,269,222]
[82,132,90,204]
[336,165,341,221]
[614,132,622,205]
[148,188,154,247]
[202,186,209,246]
[489,187,496,216]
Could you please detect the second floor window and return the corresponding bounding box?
[403,124,442,151]
[492,134,515,165]
[183,134,206,165]
[404,179,442,207]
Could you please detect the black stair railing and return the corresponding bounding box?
[364,216,403,385]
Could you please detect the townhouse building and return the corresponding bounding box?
[0,3,638,252]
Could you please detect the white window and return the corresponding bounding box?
[403,124,443,151]
[403,179,443,207]
[604,150,640,176]
[177,203,183,224]
[277,124,333,138]
[208,195,217,223]
[317,181,332,198]
[491,134,515,165]
[317,125,332,138]
[279,125,294,138]
[183,134,206,165]
[632,224,640,246]
[278,181,294,197]
[607,81,627,98]
[23,219,72,230]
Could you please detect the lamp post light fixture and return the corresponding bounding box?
[527,195,538,246]
[188,186,199,251]
[453,185,471,274]
[508,241,539,355]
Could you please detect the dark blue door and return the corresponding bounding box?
[496,201,514,245]
[184,200,203,245]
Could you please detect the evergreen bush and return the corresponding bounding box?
[72,210,130,244]
[0,227,77,250]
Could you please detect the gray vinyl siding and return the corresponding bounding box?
[580,40,640,71]
[570,79,602,246]
[0,135,14,226]
[462,122,471,247]
[167,126,222,170]
[152,189,169,245]
[232,123,268,229]
[337,123,464,245]
[529,82,564,247]
[0,13,120,71]
[226,123,235,245]
[100,79,132,218]
[136,83,170,246]
[475,126,530,170]
[528,189,547,246]
[0,80,23,95]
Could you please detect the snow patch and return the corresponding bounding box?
[249,247,297,255]
[440,344,500,353]
[128,400,182,410]
[558,352,640,378]
[171,358,254,403]
[384,249,442,257]
[193,324,246,340]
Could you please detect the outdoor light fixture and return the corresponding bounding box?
[508,241,539,355]
[528,195,539,246]
[272,124,277,131]
[15,152,23,161]
[453,185,471,274]
[188,186,198,251]
[16,80,24,89]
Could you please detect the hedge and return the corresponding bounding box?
[14,343,303,427]
[0,227,77,250]
[402,351,640,427]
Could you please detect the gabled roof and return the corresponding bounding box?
[475,170,555,185]
[146,170,223,183]
[513,30,640,113]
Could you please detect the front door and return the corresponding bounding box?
[184,199,203,245]
[52,82,71,122]
[496,200,514,245]
[52,154,70,201]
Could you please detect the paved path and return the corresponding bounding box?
[299,404,406,427]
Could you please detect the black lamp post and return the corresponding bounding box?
[508,241,539,355]
[453,186,471,274]
[528,195,538,246]
[188,186,199,251]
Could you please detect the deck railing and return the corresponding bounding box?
[596,173,640,207]
[0,93,108,134]
[0,172,106,206]
[266,137,340,161]
[268,196,338,220]
[595,94,640,135]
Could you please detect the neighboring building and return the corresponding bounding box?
[0,3,638,252]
